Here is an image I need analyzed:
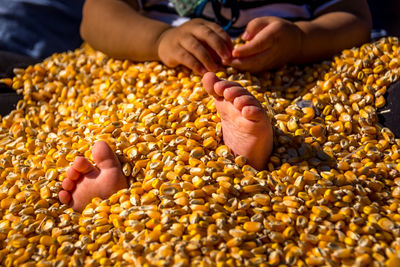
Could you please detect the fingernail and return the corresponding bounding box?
[197,67,206,75]
[242,32,249,40]
[222,56,231,64]
[225,49,232,58]
[232,49,239,58]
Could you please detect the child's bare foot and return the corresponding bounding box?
[203,72,273,170]
[58,140,128,212]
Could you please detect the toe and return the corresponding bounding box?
[202,72,221,99]
[223,86,250,102]
[92,140,121,169]
[59,190,71,204]
[214,81,242,97]
[62,178,76,191]
[73,156,95,174]
[233,94,262,111]
[242,105,267,121]
[67,166,81,181]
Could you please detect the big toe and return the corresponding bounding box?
[92,140,121,169]
[202,72,220,97]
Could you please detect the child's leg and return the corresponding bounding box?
[377,80,400,137]
[202,72,273,170]
[59,140,127,212]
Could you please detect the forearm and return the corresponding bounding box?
[80,0,171,61]
[293,8,371,63]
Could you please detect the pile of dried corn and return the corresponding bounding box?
[1,37,400,266]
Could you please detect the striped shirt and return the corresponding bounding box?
[139,0,344,36]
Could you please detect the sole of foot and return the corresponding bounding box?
[59,140,128,212]
[203,72,273,170]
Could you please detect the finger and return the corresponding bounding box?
[205,22,232,46]
[230,57,254,71]
[233,25,277,58]
[180,36,219,72]
[242,17,272,41]
[162,48,207,74]
[192,24,232,62]
[177,47,208,74]
[230,53,273,72]
[205,44,223,66]
[202,22,233,55]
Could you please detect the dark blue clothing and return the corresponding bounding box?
[142,0,344,37]
[0,0,84,59]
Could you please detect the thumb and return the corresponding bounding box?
[242,17,273,41]
[233,24,275,58]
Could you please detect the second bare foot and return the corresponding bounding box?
[58,140,128,212]
[203,72,273,170]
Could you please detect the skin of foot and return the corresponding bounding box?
[59,72,272,211]
[202,72,273,170]
[59,140,128,212]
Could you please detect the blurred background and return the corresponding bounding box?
[368,0,400,37]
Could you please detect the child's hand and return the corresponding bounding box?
[229,17,304,73]
[157,19,233,74]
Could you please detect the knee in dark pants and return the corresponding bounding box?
[377,79,400,137]
[0,84,22,117]
[0,50,40,79]
[0,50,39,116]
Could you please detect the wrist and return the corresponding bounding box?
[290,23,306,64]
[155,26,174,61]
